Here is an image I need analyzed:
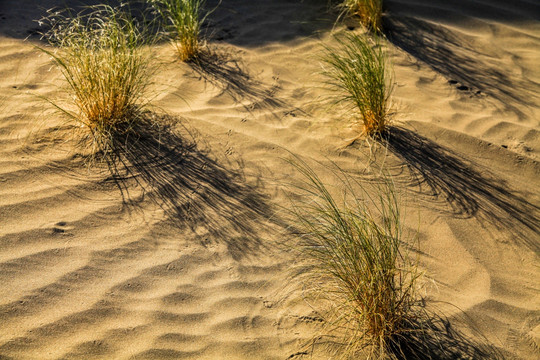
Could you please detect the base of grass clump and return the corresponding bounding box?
[39,5,154,155]
[176,38,200,62]
[322,32,393,139]
[341,0,383,32]
[289,159,422,359]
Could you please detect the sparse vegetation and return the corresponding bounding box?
[40,5,154,155]
[341,0,383,32]
[322,32,392,138]
[149,0,211,61]
[290,159,421,359]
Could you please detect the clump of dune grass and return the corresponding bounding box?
[149,0,213,61]
[322,32,392,138]
[40,5,154,155]
[341,0,383,32]
[290,159,421,359]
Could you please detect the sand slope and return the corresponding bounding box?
[0,0,539,359]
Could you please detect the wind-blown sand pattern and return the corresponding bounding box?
[0,0,539,359]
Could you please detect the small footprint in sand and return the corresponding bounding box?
[284,110,297,117]
[52,221,72,235]
[301,316,323,323]
[286,352,308,359]
[448,79,482,96]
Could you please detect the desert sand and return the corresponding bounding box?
[0,0,539,359]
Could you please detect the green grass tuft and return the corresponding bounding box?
[290,159,421,359]
[149,0,212,61]
[322,32,392,138]
[40,5,154,155]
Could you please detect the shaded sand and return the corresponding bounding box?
[0,0,539,359]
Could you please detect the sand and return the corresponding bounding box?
[0,0,539,359]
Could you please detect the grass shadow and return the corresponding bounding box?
[300,297,503,359]
[203,0,334,47]
[385,126,540,253]
[384,15,539,119]
[0,0,335,45]
[0,0,145,40]
[103,112,278,259]
[386,306,504,360]
[188,48,286,111]
[317,311,503,359]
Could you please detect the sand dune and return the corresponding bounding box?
[0,0,539,359]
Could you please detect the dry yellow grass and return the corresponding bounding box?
[341,0,383,32]
[39,5,154,154]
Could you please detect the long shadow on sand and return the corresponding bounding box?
[384,15,539,119]
[311,303,502,359]
[188,48,286,112]
[0,0,335,46]
[0,0,128,39]
[203,0,333,47]
[386,127,540,253]
[387,308,504,360]
[104,113,279,260]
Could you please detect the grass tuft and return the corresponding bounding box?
[289,159,421,359]
[341,0,383,32]
[39,5,154,155]
[322,32,392,138]
[149,0,211,61]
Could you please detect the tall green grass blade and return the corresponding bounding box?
[149,0,217,61]
[322,32,392,138]
[289,158,420,358]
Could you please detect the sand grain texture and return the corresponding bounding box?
[0,0,539,359]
